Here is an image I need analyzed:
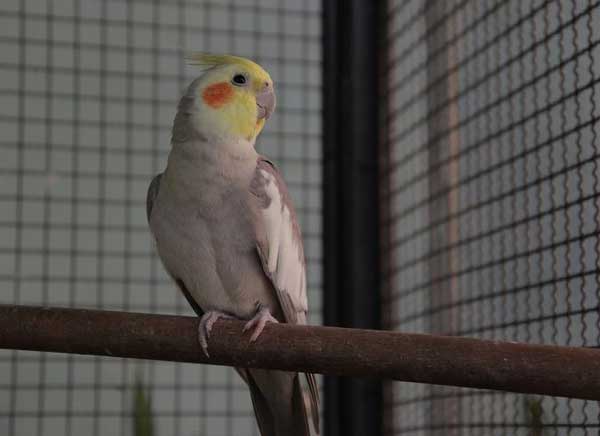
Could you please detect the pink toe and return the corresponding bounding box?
[242,320,253,332]
[249,322,266,342]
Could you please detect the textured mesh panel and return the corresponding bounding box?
[381,1,600,434]
[0,1,322,435]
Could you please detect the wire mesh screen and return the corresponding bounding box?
[381,0,600,434]
[0,0,322,435]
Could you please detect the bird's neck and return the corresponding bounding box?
[162,138,258,200]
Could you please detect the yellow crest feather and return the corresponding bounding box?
[185,53,270,81]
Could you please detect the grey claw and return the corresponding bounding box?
[243,306,279,342]
[198,311,234,357]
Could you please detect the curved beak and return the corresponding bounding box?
[256,86,276,120]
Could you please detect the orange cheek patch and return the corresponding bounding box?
[202,82,234,108]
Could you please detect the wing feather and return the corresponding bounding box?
[251,159,308,322]
[250,158,319,432]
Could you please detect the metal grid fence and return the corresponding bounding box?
[381,0,600,434]
[0,1,322,435]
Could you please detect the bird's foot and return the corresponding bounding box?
[198,310,235,357]
[243,304,279,342]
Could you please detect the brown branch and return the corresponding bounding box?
[0,304,599,400]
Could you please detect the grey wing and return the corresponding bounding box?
[250,158,308,324]
[146,173,162,224]
[250,157,320,431]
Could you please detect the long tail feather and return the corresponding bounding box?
[240,368,314,436]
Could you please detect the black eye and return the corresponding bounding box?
[232,74,247,86]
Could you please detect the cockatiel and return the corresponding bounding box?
[146,54,319,436]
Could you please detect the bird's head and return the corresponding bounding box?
[177,53,275,145]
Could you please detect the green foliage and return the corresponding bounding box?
[133,374,154,436]
[524,397,544,436]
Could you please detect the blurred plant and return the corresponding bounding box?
[133,373,155,436]
[524,396,544,436]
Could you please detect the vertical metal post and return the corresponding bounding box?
[323,1,383,435]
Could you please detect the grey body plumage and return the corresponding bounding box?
[146,73,318,435]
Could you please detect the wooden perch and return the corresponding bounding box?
[0,304,599,400]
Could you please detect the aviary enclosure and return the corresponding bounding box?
[0,1,599,435]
